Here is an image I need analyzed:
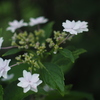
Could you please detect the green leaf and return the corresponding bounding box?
[40,62,65,95]
[43,21,54,39]
[60,48,75,63]
[4,81,34,100]
[73,48,87,59]
[2,48,21,56]
[52,53,73,73]
[0,85,3,100]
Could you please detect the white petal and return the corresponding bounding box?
[23,70,31,81]
[2,71,7,78]
[0,58,3,64]
[36,80,42,86]
[32,74,39,82]
[23,85,30,93]
[63,29,77,35]
[7,27,16,32]
[31,87,38,92]
[0,37,3,49]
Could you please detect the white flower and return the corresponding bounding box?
[62,20,88,35]
[7,20,28,32]
[29,16,48,26]
[0,58,11,78]
[1,74,14,81]
[0,37,3,49]
[17,70,42,93]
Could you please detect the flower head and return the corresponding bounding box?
[62,20,88,35]
[7,20,28,32]
[0,37,3,49]
[0,58,11,78]
[29,16,48,26]
[17,70,42,93]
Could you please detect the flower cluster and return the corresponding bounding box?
[0,16,89,94]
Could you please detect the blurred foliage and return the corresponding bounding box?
[0,0,100,99]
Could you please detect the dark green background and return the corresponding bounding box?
[0,0,100,100]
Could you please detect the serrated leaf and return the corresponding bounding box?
[60,48,75,63]
[40,62,65,95]
[0,85,3,100]
[2,48,21,56]
[43,21,54,39]
[73,48,87,59]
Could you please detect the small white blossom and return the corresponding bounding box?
[17,70,42,93]
[7,20,28,32]
[0,58,11,78]
[29,16,48,26]
[0,37,3,49]
[62,20,88,35]
[1,74,14,81]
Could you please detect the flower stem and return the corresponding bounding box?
[58,34,75,45]
[1,46,17,49]
[10,62,23,67]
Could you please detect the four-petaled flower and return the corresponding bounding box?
[29,16,48,26]
[7,20,28,32]
[62,20,88,35]
[0,58,11,78]
[17,70,42,93]
[0,37,3,49]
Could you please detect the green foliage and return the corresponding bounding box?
[4,81,34,100]
[73,48,87,59]
[0,85,3,100]
[40,62,65,95]
[3,81,46,100]
[42,22,54,39]
[2,48,21,56]
[60,48,75,63]
[52,53,73,73]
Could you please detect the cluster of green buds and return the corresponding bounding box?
[12,29,69,64]
[54,31,67,44]
[15,53,41,70]
[11,32,35,49]
[11,29,45,49]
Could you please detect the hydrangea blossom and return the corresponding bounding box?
[0,37,3,49]
[62,20,88,35]
[0,58,11,78]
[7,20,28,32]
[29,16,48,26]
[17,70,42,93]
